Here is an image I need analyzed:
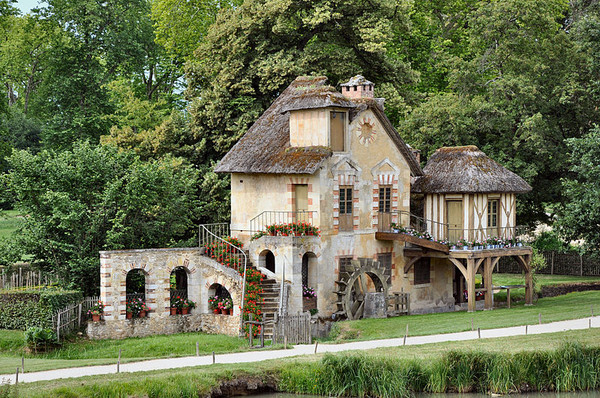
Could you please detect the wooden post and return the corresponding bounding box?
[477,327,481,339]
[403,324,408,346]
[21,355,24,373]
[507,288,511,309]
[78,303,82,328]
[56,312,61,341]
[525,262,533,305]
[525,325,528,335]
[580,255,584,276]
[117,349,121,373]
[249,314,253,347]
[196,342,199,356]
[284,336,287,350]
[538,313,542,325]
[314,341,318,354]
[15,367,18,384]
[467,259,476,312]
[471,318,474,331]
[550,251,554,275]
[260,314,265,348]
[212,351,215,364]
[484,258,493,310]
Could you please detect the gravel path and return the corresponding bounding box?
[2,316,598,385]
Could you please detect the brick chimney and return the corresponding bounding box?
[340,75,374,99]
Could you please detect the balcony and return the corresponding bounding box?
[249,210,318,237]
[375,211,529,253]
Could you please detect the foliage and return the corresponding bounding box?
[205,237,244,269]
[557,128,600,255]
[241,268,264,338]
[87,300,104,316]
[126,298,149,316]
[302,285,316,299]
[2,142,199,294]
[0,288,81,330]
[24,326,57,352]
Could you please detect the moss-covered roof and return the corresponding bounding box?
[412,146,532,194]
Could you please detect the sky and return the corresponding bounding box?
[15,0,45,14]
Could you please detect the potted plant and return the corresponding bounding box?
[138,301,150,318]
[126,298,149,318]
[170,296,180,315]
[209,296,220,314]
[218,298,233,315]
[88,300,105,322]
[458,238,470,250]
[181,299,195,315]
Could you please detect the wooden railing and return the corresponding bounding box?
[52,296,99,341]
[272,311,312,345]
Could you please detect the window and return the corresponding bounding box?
[378,253,392,278]
[414,258,430,285]
[330,111,346,151]
[339,256,353,272]
[379,185,392,213]
[339,186,353,231]
[487,199,499,236]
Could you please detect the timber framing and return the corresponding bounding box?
[403,245,533,312]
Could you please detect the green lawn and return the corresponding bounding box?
[332,290,600,342]
[0,330,249,374]
[0,210,22,239]
[9,328,600,398]
[489,273,600,303]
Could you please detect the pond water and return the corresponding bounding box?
[247,392,600,398]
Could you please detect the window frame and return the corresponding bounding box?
[414,258,431,285]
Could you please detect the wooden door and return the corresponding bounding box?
[446,200,463,243]
[294,184,308,222]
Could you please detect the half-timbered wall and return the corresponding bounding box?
[424,193,517,241]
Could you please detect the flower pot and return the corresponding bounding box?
[181,307,189,315]
[221,309,228,315]
[462,246,468,250]
[213,309,219,314]
[450,245,457,250]
[170,307,177,315]
[139,310,146,318]
[92,314,100,322]
[126,311,133,319]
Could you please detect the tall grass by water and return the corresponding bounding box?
[279,342,600,397]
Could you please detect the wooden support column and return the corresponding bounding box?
[466,258,476,313]
[484,257,493,310]
[515,253,533,306]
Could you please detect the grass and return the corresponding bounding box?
[330,290,600,342]
[0,330,249,374]
[5,328,600,397]
[487,273,600,303]
[0,210,22,239]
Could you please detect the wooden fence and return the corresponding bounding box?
[388,292,410,316]
[52,296,99,341]
[0,268,56,290]
[272,312,312,345]
[498,251,600,276]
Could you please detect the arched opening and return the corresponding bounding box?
[302,252,318,313]
[170,267,189,314]
[259,250,276,273]
[208,283,233,315]
[126,269,147,317]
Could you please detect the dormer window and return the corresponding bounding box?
[330,111,346,151]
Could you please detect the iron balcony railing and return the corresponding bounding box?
[249,210,317,234]
[377,210,530,244]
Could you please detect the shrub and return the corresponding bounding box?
[0,288,82,330]
[24,326,57,352]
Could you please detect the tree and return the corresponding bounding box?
[402,0,591,224]
[186,0,417,164]
[2,142,199,294]
[557,128,600,254]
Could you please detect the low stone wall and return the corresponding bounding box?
[87,312,239,340]
[540,282,600,298]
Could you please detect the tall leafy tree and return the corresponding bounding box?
[3,142,199,294]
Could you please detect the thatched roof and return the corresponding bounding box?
[412,146,532,194]
[215,76,422,176]
[340,75,373,87]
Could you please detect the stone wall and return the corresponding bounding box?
[87,313,239,340]
[94,247,243,339]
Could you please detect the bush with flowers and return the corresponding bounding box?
[205,236,244,269]
[87,300,104,316]
[241,268,264,338]
[251,222,320,241]
[126,298,149,317]
[303,285,316,298]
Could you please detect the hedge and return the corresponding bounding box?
[0,288,83,330]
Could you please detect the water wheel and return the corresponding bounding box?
[334,258,390,320]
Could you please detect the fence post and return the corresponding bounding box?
[78,303,82,328]
[56,312,61,341]
[580,255,583,276]
[551,251,554,275]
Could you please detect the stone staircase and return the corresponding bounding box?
[243,254,281,340]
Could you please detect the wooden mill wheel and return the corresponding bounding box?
[334,258,390,320]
